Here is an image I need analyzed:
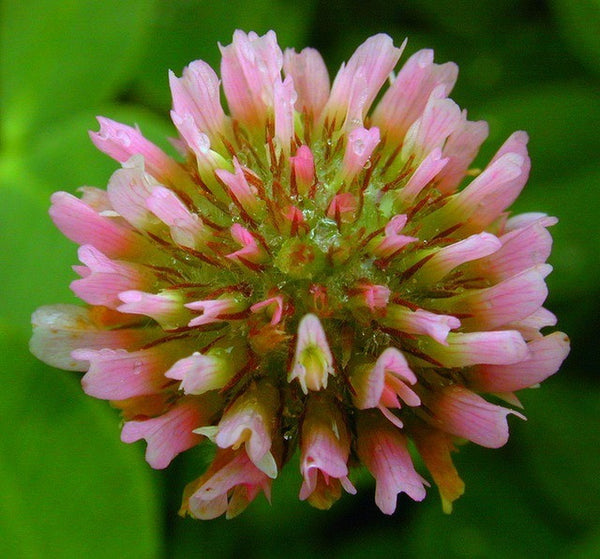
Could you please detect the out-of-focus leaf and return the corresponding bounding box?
[475,84,600,184]
[0,330,163,558]
[517,378,600,527]
[401,0,521,40]
[562,526,600,558]
[551,0,600,76]
[334,444,566,558]
[0,0,157,148]
[131,0,317,110]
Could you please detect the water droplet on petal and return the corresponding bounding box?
[352,139,365,156]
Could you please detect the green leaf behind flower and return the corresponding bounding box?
[0,330,163,559]
[0,0,158,149]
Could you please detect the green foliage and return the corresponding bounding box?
[0,331,162,558]
[1,0,158,148]
[551,0,600,77]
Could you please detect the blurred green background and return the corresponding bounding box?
[1,1,599,557]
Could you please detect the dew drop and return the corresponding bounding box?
[352,139,366,156]
[195,132,211,154]
[114,130,131,147]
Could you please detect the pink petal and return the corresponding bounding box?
[185,449,272,520]
[170,112,227,178]
[30,304,151,371]
[273,75,297,154]
[326,193,358,223]
[89,117,187,186]
[356,412,427,514]
[75,342,186,400]
[428,386,525,448]
[350,283,391,312]
[507,307,558,340]
[443,133,530,231]
[185,297,244,328]
[375,347,417,392]
[322,34,404,128]
[436,111,489,194]
[226,223,268,264]
[215,158,260,215]
[146,185,206,248]
[470,332,570,392]
[351,361,386,410]
[384,306,461,345]
[49,192,142,259]
[169,60,228,143]
[373,49,458,144]
[283,47,330,119]
[250,296,284,325]
[435,264,551,330]
[208,381,279,478]
[290,145,316,196]
[117,289,187,329]
[121,397,216,469]
[106,159,160,230]
[399,147,449,203]
[415,232,502,284]
[299,396,356,504]
[401,86,462,160]
[369,214,418,259]
[220,30,283,127]
[424,331,530,368]
[352,347,419,410]
[164,350,237,395]
[474,215,556,281]
[70,245,151,308]
[504,211,554,231]
[289,314,335,394]
[490,130,530,165]
[339,126,380,183]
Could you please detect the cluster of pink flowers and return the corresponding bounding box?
[31,31,569,519]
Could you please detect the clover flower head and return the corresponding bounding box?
[31,30,569,519]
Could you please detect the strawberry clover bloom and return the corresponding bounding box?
[31,31,569,519]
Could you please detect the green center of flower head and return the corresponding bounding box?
[30,30,569,520]
[274,236,325,279]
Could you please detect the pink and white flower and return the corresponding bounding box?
[181,448,272,520]
[31,30,568,519]
[196,380,279,478]
[289,314,335,394]
[298,395,356,509]
[356,411,428,514]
